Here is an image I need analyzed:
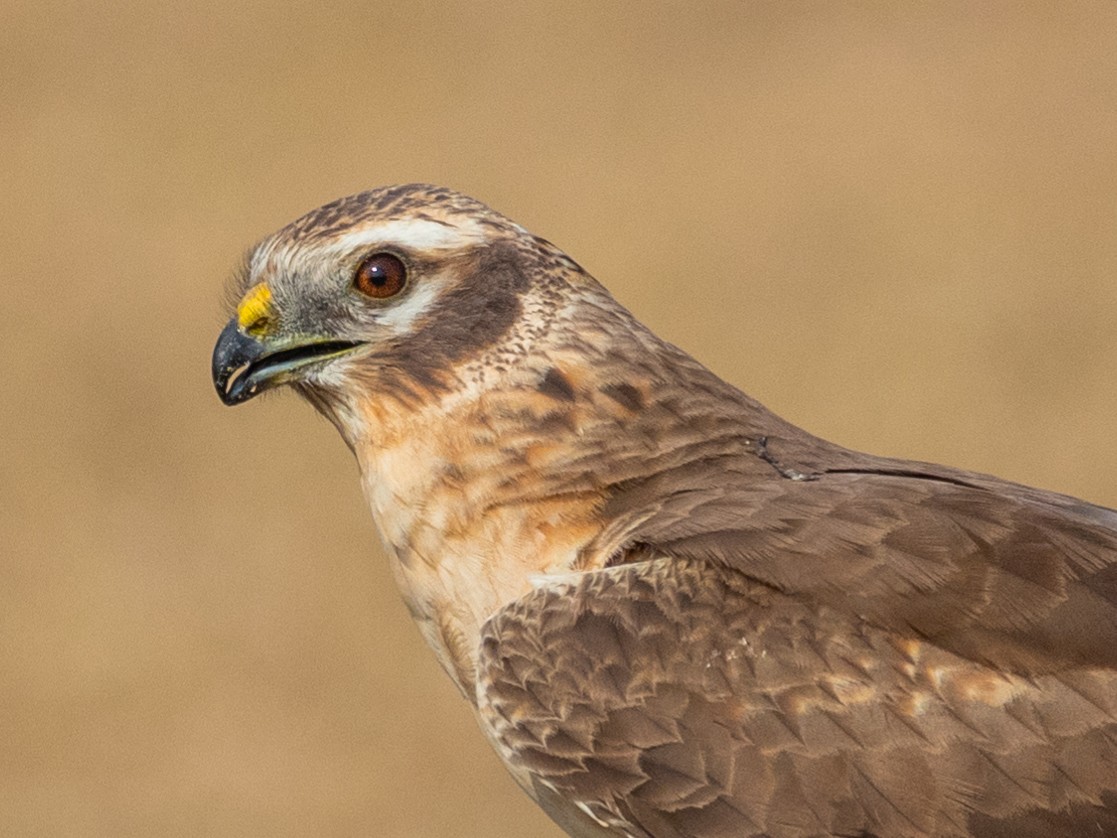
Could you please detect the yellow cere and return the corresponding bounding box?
[237,282,275,335]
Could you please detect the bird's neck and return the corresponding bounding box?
[323,289,688,694]
[345,353,618,695]
[319,289,834,697]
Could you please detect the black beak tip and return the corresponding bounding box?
[212,319,262,406]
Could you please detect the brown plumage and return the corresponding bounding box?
[212,184,1117,837]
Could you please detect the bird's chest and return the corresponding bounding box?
[355,412,603,696]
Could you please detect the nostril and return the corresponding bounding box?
[244,316,271,337]
[236,283,275,336]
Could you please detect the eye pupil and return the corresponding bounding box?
[354,253,406,299]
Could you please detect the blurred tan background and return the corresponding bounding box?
[3,2,1116,836]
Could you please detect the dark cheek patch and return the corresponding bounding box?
[380,242,530,388]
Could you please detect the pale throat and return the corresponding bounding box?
[341,372,607,691]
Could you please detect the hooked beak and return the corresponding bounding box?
[211,319,364,406]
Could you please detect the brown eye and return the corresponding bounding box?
[353,252,407,299]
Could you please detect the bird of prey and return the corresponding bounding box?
[212,184,1117,838]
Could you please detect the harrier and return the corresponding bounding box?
[213,184,1117,837]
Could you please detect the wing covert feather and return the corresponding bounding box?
[478,557,1117,837]
[614,471,1117,675]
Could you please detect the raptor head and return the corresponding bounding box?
[212,184,592,428]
